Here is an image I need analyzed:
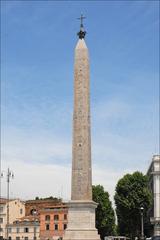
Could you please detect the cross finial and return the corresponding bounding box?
[77,14,86,27]
[77,14,86,39]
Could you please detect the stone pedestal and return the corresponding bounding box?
[63,201,100,240]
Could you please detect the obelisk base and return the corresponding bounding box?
[63,200,100,240]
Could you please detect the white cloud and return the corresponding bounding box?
[1,158,133,207]
[1,98,157,205]
[1,160,71,201]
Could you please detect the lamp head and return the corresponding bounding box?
[33,210,37,215]
[140,206,144,212]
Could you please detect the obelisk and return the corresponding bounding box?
[63,15,100,240]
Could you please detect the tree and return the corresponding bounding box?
[92,185,116,239]
[34,196,62,201]
[114,171,152,239]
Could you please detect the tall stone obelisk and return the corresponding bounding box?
[63,15,100,240]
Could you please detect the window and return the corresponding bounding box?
[24,237,28,240]
[64,224,67,230]
[46,224,50,231]
[64,214,67,220]
[54,215,59,221]
[0,227,3,232]
[24,228,29,233]
[20,209,23,214]
[45,215,50,221]
[8,228,12,233]
[0,218,3,223]
[16,237,20,240]
[9,237,12,240]
[0,207,3,213]
[54,224,58,231]
[33,237,37,240]
[16,228,19,233]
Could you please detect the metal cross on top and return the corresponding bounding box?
[77,14,86,26]
[77,14,86,39]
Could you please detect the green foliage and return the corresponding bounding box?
[114,171,152,239]
[92,185,116,239]
[35,196,62,201]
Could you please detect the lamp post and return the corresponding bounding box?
[0,168,14,240]
[140,206,144,240]
[32,210,37,240]
[7,168,14,240]
[6,168,14,240]
[0,172,4,240]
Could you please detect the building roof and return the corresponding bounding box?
[0,198,25,204]
[25,198,62,204]
[11,215,40,225]
[0,198,8,204]
[17,215,39,221]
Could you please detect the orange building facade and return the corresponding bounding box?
[39,205,68,240]
[25,200,68,240]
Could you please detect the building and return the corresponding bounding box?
[7,215,40,240]
[1,199,68,240]
[147,155,160,236]
[39,204,68,240]
[25,199,62,216]
[25,199,68,240]
[0,198,25,240]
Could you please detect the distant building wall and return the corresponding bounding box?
[8,218,40,240]
[40,205,68,240]
[0,199,25,239]
[147,155,160,236]
[25,200,68,240]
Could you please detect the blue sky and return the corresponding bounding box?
[1,0,159,202]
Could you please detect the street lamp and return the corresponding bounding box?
[140,206,144,240]
[0,172,4,240]
[1,168,14,240]
[7,168,14,240]
[32,210,38,240]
